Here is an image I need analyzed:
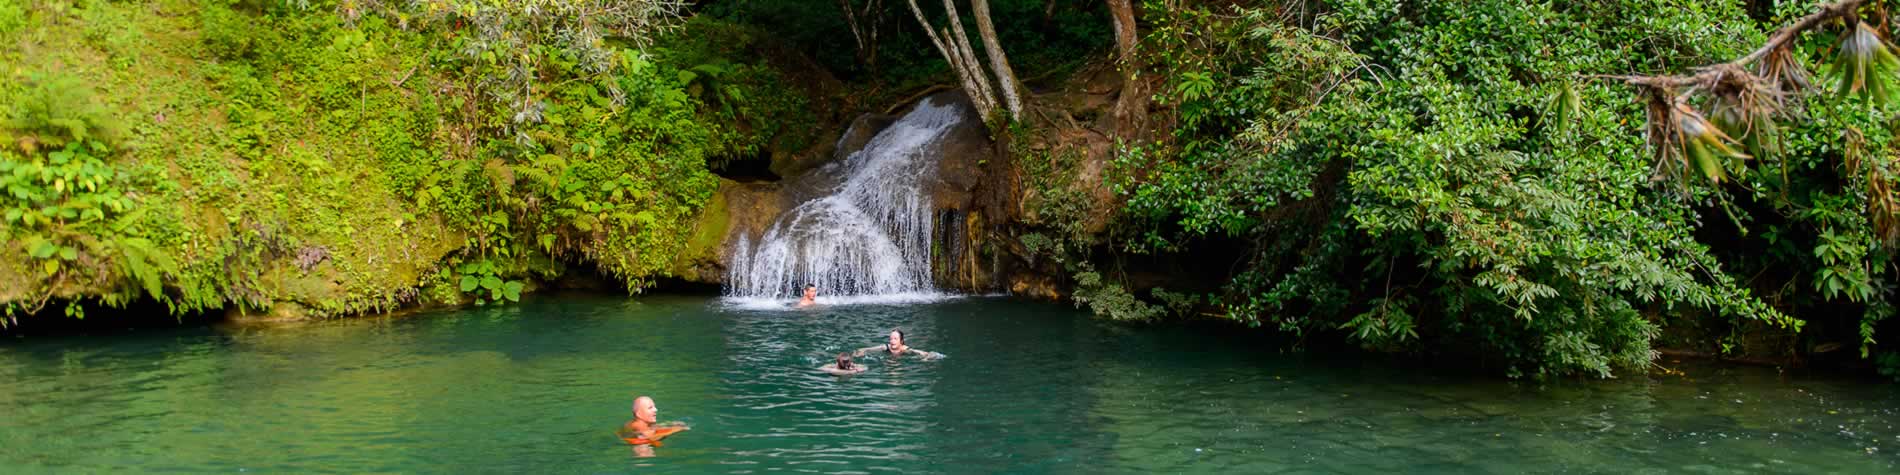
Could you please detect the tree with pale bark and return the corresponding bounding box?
[838,0,886,75]
[905,0,1024,122]
[1106,0,1144,137]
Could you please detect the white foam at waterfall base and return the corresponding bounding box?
[718,293,962,311]
[723,99,966,307]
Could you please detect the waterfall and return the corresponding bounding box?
[724,99,968,303]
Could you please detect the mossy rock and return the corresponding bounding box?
[0,252,30,304]
[666,178,790,284]
[222,300,313,325]
[669,183,734,283]
[768,112,894,179]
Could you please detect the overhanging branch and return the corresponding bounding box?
[1612,0,1863,90]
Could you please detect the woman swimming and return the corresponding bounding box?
[852,330,944,360]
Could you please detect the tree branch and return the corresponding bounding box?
[970,0,1024,120]
[1615,0,1863,89]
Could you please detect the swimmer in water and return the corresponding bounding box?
[795,284,818,308]
[853,329,944,360]
[819,352,866,375]
[620,396,688,443]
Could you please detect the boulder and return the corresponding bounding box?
[769,112,896,179]
[668,179,787,284]
[918,92,993,212]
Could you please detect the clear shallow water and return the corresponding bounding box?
[0,295,1895,474]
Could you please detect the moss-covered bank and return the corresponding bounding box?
[0,0,826,324]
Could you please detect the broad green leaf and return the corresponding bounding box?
[30,240,57,259]
[503,281,524,302]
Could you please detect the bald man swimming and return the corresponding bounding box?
[621,396,688,443]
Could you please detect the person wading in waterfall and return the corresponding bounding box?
[854,329,944,360]
[796,284,818,308]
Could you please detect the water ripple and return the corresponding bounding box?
[1,296,1896,473]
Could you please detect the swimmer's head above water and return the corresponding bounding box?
[633,396,658,424]
[887,330,907,352]
[835,352,854,370]
[796,284,818,307]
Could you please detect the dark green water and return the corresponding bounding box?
[1,295,1896,473]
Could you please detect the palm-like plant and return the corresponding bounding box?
[1614,1,1896,187]
[1543,81,1582,132]
[1829,21,1900,102]
[1706,64,1786,159]
[1671,99,1751,185]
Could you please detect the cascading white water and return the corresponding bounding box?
[725,99,967,302]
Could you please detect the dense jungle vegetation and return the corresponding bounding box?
[1,0,834,319]
[4,0,1900,380]
[1087,0,1900,379]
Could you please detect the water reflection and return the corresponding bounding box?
[1076,334,1900,473]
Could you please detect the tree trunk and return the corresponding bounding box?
[839,0,884,75]
[969,0,1023,121]
[1106,0,1145,137]
[942,24,998,114]
[906,0,998,116]
[938,0,998,117]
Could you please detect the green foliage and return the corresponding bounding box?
[1071,264,1162,322]
[1879,351,1900,382]
[5,73,118,153]
[333,0,689,130]
[1020,146,1096,243]
[703,0,1107,93]
[3,142,131,234]
[197,1,256,60]
[456,258,524,305]
[653,16,820,166]
[0,70,176,305]
[1150,287,1206,317]
[0,0,25,35]
[1108,0,1832,378]
[1120,7,1356,246]
[0,130,189,311]
[0,0,794,321]
[485,47,728,289]
[1827,22,1900,103]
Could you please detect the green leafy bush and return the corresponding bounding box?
[4,73,117,153]
[1106,0,1830,378]
[2,131,187,316]
[456,259,524,305]
[0,0,25,36]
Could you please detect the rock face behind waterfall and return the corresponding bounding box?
[668,92,997,294]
